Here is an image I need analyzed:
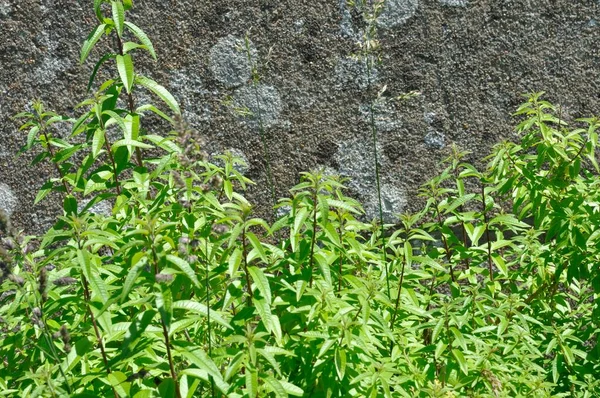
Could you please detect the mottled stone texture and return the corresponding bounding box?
[1,0,600,233]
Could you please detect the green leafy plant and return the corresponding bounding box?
[1,1,599,397]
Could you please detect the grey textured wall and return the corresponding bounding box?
[1,0,600,232]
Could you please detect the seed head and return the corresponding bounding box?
[38,267,48,302]
[178,242,188,256]
[53,277,78,286]
[126,369,150,382]
[1,238,15,251]
[8,274,24,286]
[210,175,223,189]
[155,273,174,284]
[173,172,185,188]
[0,210,10,235]
[23,242,36,255]
[60,325,70,344]
[178,198,192,210]
[212,224,229,235]
[179,236,190,245]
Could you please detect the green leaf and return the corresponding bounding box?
[253,297,273,333]
[246,231,268,264]
[123,0,132,10]
[155,284,173,328]
[135,104,173,123]
[111,1,125,37]
[107,372,129,397]
[491,253,508,276]
[34,180,54,204]
[248,266,271,304]
[135,75,180,114]
[116,54,134,94]
[120,253,146,303]
[435,340,447,359]
[63,195,78,216]
[172,300,232,330]
[327,198,361,214]
[143,134,181,153]
[124,21,157,60]
[265,377,287,398]
[246,369,258,398]
[165,255,200,288]
[78,249,109,302]
[93,0,104,21]
[452,349,468,375]
[80,24,107,64]
[178,348,229,392]
[102,110,127,135]
[335,347,346,380]
[125,113,140,140]
[112,138,154,150]
[280,380,304,396]
[92,128,105,158]
[122,41,147,54]
[158,378,176,398]
[87,53,115,92]
[26,125,39,149]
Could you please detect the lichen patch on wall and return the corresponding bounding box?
[209,35,257,88]
[0,183,17,216]
[232,84,283,128]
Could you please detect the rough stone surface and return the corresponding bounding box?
[439,0,468,7]
[377,0,419,29]
[334,56,379,91]
[332,138,407,222]
[78,199,112,217]
[424,129,446,149]
[209,35,257,88]
[232,84,283,128]
[0,183,17,216]
[1,0,600,234]
[359,98,403,132]
[364,183,408,223]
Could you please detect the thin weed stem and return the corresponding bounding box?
[244,35,277,215]
[115,33,143,168]
[481,185,493,282]
[360,1,390,298]
[205,238,216,397]
[309,187,318,287]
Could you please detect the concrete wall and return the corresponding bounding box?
[1,0,600,233]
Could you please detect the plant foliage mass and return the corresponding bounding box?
[1,1,599,397]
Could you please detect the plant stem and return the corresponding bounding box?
[160,318,181,398]
[38,122,71,196]
[243,34,276,215]
[94,111,123,194]
[435,203,455,282]
[205,238,216,397]
[309,188,318,287]
[337,209,345,294]
[149,234,181,398]
[365,43,390,300]
[81,276,118,398]
[391,258,406,328]
[481,185,493,282]
[115,33,143,168]
[241,222,253,303]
